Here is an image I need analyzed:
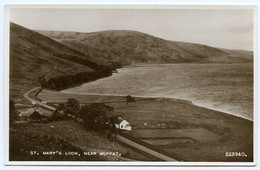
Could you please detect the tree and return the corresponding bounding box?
[78,103,114,130]
[124,95,136,105]
[56,103,65,111]
[52,103,66,121]
[64,98,80,116]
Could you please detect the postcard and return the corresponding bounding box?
[4,4,256,166]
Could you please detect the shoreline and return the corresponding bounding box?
[42,89,253,122]
[58,63,253,122]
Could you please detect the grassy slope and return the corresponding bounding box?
[10,23,105,102]
[38,30,253,64]
[219,48,254,61]
[10,120,158,161]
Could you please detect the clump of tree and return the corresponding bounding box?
[52,98,80,121]
[63,98,80,116]
[124,95,136,105]
[42,66,116,90]
[42,71,99,90]
[78,103,114,131]
[52,103,66,121]
[51,98,116,135]
[41,53,122,90]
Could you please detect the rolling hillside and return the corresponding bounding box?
[10,23,111,102]
[38,30,253,64]
[10,22,253,102]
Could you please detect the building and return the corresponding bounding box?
[17,108,44,122]
[115,117,131,131]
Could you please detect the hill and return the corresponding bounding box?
[10,22,253,102]
[38,30,253,64]
[10,23,114,102]
[218,48,253,61]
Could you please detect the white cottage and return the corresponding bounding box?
[115,117,131,131]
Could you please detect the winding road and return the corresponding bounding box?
[23,87,56,111]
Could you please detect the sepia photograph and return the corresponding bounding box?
[4,5,255,165]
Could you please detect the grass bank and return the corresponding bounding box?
[9,120,158,161]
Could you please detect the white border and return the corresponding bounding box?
[3,4,257,167]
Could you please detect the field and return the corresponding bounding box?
[130,128,221,143]
[38,90,253,162]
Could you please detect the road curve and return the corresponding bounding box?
[23,87,56,111]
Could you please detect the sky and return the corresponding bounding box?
[9,7,254,51]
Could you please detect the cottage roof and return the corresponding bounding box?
[29,111,44,120]
[18,108,40,117]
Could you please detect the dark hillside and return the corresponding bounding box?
[10,23,114,102]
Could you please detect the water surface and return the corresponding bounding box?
[61,64,253,120]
